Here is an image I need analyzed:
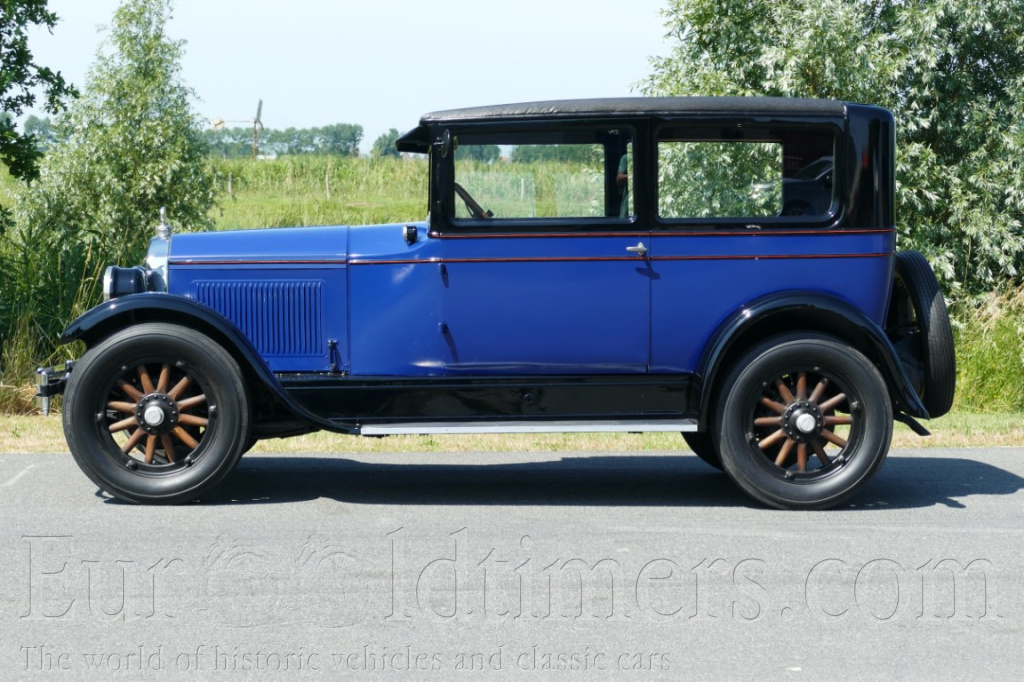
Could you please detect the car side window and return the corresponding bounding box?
[657,126,835,221]
[451,128,634,224]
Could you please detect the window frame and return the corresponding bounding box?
[653,119,844,231]
[435,120,641,234]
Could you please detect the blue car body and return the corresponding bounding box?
[41,97,956,508]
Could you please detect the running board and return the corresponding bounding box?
[359,419,698,436]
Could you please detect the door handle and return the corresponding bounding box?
[626,241,648,257]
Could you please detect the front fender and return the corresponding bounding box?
[697,291,929,424]
[60,293,353,434]
[63,293,253,351]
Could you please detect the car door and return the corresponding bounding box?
[650,120,877,373]
[435,124,651,375]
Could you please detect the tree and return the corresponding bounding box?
[371,128,400,158]
[204,123,363,158]
[643,0,1024,294]
[510,144,596,165]
[23,115,58,152]
[0,0,76,182]
[459,143,501,163]
[202,126,250,158]
[316,123,362,157]
[5,0,215,349]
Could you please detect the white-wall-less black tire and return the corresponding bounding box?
[890,250,956,417]
[715,334,893,510]
[683,431,723,470]
[63,323,251,504]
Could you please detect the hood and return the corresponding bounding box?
[168,225,350,265]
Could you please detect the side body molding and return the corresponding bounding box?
[58,293,351,433]
[697,291,929,424]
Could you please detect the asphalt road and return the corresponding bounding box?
[2,447,1023,681]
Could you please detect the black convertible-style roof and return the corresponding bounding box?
[422,96,847,122]
[396,96,849,152]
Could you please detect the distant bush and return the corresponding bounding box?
[203,123,363,159]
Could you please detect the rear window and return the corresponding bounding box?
[657,127,835,220]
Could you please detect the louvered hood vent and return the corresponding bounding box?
[194,281,325,357]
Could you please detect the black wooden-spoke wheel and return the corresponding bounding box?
[716,334,893,510]
[105,361,211,468]
[750,369,853,476]
[64,323,251,504]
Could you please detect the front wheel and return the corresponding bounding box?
[63,323,251,504]
[715,334,893,510]
[683,431,722,470]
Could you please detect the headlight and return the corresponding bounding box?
[145,235,170,292]
[103,266,149,301]
[103,223,172,301]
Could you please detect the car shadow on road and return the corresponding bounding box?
[207,455,744,507]
[190,453,1024,510]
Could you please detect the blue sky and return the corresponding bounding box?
[28,0,670,151]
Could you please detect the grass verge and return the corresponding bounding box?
[1,412,1019,455]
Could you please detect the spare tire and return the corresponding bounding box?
[887,250,956,417]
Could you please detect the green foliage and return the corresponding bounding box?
[204,122,363,158]
[1,0,214,359]
[951,287,1024,412]
[22,115,58,152]
[458,143,500,163]
[510,144,597,164]
[644,0,1024,294]
[371,128,400,158]
[0,0,76,182]
[659,141,781,218]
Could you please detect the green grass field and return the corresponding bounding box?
[209,155,428,229]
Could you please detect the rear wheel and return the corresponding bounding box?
[716,334,892,510]
[63,323,251,504]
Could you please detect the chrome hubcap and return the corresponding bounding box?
[143,405,165,427]
[794,413,817,434]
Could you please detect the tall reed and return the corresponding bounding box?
[951,286,1024,412]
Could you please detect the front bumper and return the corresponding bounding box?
[35,361,75,416]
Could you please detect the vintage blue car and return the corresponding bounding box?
[37,97,955,509]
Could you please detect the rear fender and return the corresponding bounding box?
[697,291,929,427]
